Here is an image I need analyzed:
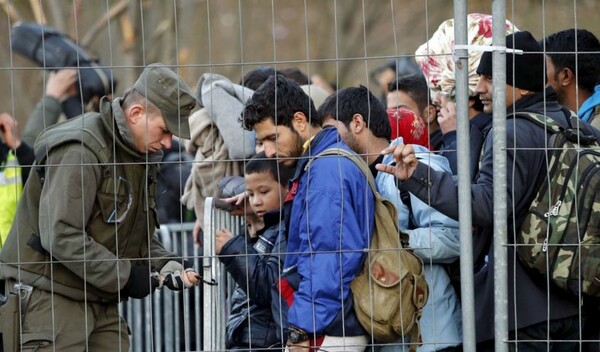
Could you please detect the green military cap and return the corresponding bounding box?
[132,63,196,139]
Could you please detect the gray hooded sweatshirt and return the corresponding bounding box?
[196,73,255,159]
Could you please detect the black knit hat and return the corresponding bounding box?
[476,31,545,92]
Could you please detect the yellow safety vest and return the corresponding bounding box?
[0,151,22,248]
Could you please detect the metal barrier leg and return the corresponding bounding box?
[202,198,243,351]
[123,222,200,352]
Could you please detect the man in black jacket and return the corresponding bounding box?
[377,31,581,351]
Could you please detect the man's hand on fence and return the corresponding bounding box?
[193,219,202,247]
[220,192,249,216]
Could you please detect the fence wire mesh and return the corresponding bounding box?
[0,1,598,351]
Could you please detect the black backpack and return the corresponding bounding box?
[11,22,117,103]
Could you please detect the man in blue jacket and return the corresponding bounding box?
[377,31,581,350]
[543,29,600,130]
[241,75,375,351]
[319,86,462,352]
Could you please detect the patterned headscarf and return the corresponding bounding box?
[415,13,519,97]
[387,108,429,149]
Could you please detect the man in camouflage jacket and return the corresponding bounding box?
[378,31,581,351]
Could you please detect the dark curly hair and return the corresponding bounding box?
[240,75,320,131]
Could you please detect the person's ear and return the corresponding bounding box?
[560,68,574,87]
[351,113,366,133]
[292,112,308,133]
[424,105,437,124]
[516,88,531,99]
[127,104,144,123]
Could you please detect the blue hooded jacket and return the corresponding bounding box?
[281,127,375,336]
[377,139,462,351]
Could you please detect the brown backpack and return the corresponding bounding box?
[307,149,429,348]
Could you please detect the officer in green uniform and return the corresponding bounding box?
[0,63,200,351]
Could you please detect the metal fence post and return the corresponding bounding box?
[492,1,509,351]
[452,1,477,351]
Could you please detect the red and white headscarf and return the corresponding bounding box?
[415,13,519,98]
[387,108,429,149]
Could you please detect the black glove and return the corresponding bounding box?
[182,259,194,270]
[161,259,197,291]
[163,272,186,291]
[122,265,160,299]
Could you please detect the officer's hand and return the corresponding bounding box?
[122,265,160,299]
[160,260,200,291]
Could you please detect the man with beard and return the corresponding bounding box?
[241,75,375,351]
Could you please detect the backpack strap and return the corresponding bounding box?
[304,148,379,199]
[306,148,416,231]
[508,110,598,145]
[408,323,421,352]
[508,111,563,133]
[399,188,416,230]
[304,148,410,247]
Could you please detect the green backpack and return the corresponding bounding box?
[306,148,428,348]
[514,111,600,297]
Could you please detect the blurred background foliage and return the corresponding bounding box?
[0,0,597,126]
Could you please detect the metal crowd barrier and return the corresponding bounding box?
[202,197,243,352]
[122,221,203,352]
[122,198,242,352]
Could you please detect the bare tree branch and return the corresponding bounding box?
[81,0,128,48]
[119,0,143,83]
[46,0,67,32]
[0,0,21,23]
[28,0,46,24]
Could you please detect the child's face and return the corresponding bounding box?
[245,214,265,239]
[245,171,288,217]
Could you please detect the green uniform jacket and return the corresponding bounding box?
[23,95,63,146]
[0,97,175,303]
